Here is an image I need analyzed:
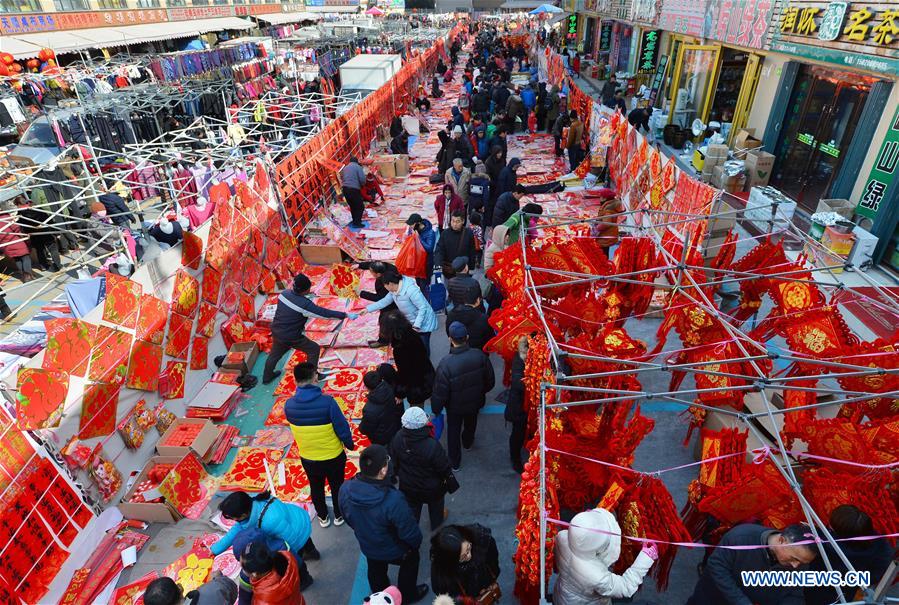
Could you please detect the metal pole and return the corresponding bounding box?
[538,385,548,605]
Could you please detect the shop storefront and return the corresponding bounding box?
[608,20,633,73]
[665,42,764,143]
[761,1,898,219]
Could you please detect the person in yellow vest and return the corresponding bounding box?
[284,362,354,528]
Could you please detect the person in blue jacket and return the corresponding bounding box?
[521,84,536,116]
[340,445,429,604]
[209,491,316,590]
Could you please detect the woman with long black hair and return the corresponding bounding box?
[379,309,434,407]
[430,524,501,603]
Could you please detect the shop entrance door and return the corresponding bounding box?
[770,65,873,210]
[667,44,721,128]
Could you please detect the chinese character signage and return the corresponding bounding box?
[631,0,659,25]
[599,20,614,50]
[235,4,282,16]
[857,106,899,220]
[700,0,775,49]
[659,0,706,36]
[636,29,661,73]
[768,2,899,75]
[647,54,668,105]
[0,9,167,34]
[166,6,233,20]
[567,14,579,41]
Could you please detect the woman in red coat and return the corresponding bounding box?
[0,207,33,281]
[241,541,305,605]
[434,184,465,231]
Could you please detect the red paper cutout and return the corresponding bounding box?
[219,447,285,491]
[42,318,95,377]
[16,368,69,429]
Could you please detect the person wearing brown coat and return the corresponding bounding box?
[590,188,622,258]
[566,110,585,173]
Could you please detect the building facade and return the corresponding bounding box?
[573,0,899,267]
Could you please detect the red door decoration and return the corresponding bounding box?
[190,336,209,370]
[102,278,142,328]
[15,368,69,430]
[182,231,203,270]
[219,447,285,491]
[328,263,360,298]
[89,326,133,384]
[165,313,193,360]
[126,340,164,391]
[162,361,187,399]
[42,318,96,377]
[196,302,218,338]
[202,266,223,305]
[136,294,169,345]
[78,382,120,439]
[171,269,200,318]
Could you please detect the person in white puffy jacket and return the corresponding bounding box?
[553,508,658,605]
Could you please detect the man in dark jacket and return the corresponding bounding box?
[434,212,477,277]
[496,157,521,198]
[431,322,496,470]
[340,445,429,604]
[506,337,528,473]
[445,125,474,170]
[688,523,817,605]
[286,363,354,527]
[492,185,526,228]
[601,74,618,107]
[389,406,454,531]
[445,256,481,308]
[471,86,490,117]
[492,82,511,113]
[263,274,357,384]
[98,191,135,227]
[446,289,492,350]
[805,505,894,605]
[359,371,401,446]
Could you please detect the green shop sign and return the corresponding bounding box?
[770,40,899,77]
[857,105,899,220]
[636,29,661,74]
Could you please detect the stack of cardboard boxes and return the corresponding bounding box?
[744,149,775,189]
[373,154,410,179]
[699,144,729,183]
[711,163,746,193]
[703,198,737,265]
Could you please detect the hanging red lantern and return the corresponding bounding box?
[0,53,14,66]
[38,48,55,62]
[0,63,9,77]
[10,63,22,74]
[26,58,39,70]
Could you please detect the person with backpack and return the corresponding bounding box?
[389,406,456,531]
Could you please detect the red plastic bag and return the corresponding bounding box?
[395,233,427,279]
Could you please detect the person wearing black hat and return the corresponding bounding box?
[340,445,429,604]
[431,322,495,470]
[445,289,493,351]
[434,212,477,278]
[262,273,358,384]
[492,184,526,228]
[445,256,481,309]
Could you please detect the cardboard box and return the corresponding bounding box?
[816,198,855,220]
[393,154,409,177]
[373,156,396,179]
[707,199,738,234]
[300,243,346,265]
[706,144,729,159]
[732,128,762,158]
[222,341,259,375]
[157,418,219,458]
[744,149,775,186]
[118,455,184,523]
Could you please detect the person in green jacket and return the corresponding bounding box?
[503,203,543,245]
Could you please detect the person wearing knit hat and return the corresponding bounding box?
[391,405,456,532]
[340,445,429,604]
[365,586,402,604]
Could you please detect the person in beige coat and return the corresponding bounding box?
[444,158,471,204]
[483,224,510,273]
